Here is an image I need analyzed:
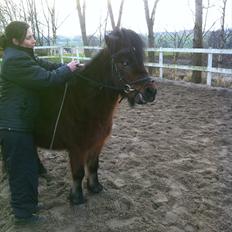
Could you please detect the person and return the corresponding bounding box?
[0,21,80,224]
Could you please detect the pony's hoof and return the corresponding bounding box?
[87,182,103,194]
[68,192,86,205]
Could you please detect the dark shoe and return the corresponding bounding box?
[15,215,47,225]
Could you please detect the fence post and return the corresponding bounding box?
[207,48,213,86]
[159,48,163,79]
[75,47,80,61]
[59,46,64,64]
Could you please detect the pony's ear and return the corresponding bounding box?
[104,34,110,47]
[104,33,119,47]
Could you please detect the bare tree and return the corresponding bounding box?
[23,0,44,45]
[0,0,29,33]
[40,0,69,46]
[49,0,57,45]
[143,0,160,74]
[203,0,215,35]
[76,0,90,56]
[192,0,203,83]
[40,0,58,46]
[40,0,51,45]
[0,9,8,31]
[0,0,62,46]
[167,30,193,49]
[218,0,228,66]
[0,0,18,30]
[2,0,18,21]
[166,30,193,63]
[107,0,125,30]
[188,0,217,38]
[0,0,46,45]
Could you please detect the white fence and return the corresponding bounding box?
[146,47,232,86]
[2,46,232,86]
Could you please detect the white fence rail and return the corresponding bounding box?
[1,46,232,86]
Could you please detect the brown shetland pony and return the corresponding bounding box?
[34,28,157,204]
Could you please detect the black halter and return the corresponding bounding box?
[110,47,153,94]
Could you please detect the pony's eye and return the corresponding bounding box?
[122,61,129,66]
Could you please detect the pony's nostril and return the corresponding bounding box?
[145,87,156,96]
[144,87,157,102]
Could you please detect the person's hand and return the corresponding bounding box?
[67,60,79,72]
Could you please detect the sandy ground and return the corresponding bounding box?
[0,79,232,232]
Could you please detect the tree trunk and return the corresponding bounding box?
[44,0,58,46]
[117,0,124,28]
[41,0,51,45]
[192,0,203,83]
[143,0,160,75]
[148,24,155,74]
[32,0,42,46]
[76,0,90,57]
[218,0,227,67]
[107,0,125,30]
[107,0,115,29]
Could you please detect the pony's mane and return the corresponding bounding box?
[105,28,145,64]
[82,28,144,71]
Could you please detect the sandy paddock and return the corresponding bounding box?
[0,79,232,232]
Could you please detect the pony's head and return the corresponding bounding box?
[105,28,157,106]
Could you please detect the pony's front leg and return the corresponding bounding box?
[69,152,86,205]
[86,155,103,194]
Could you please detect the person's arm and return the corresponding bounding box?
[35,56,63,71]
[3,55,78,90]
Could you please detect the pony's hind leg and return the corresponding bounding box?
[69,152,86,205]
[86,155,103,193]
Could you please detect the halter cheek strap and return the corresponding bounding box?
[111,58,153,94]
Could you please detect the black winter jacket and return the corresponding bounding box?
[0,46,73,132]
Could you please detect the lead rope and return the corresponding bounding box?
[49,82,68,150]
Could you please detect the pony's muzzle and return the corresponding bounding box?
[127,78,157,106]
[133,78,157,105]
[143,86,157,102]
[135,86,157,105]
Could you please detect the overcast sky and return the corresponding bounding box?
[53,0,232,36]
